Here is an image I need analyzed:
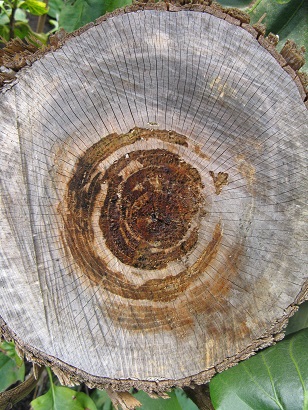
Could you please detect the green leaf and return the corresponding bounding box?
[210,328,308,410]
[274,0,292,4]
[58,0,132,32]
[286,301,308,336]
[15,7,28,21]
[1,341,23,367]
[91,388,199,410]
[0,341,25,392]
[0,12,9,24]
[133,390,182,410]
[31,384,98,410]
[47,0,64,19]
[0,23,9,40]
[90,389,114,410]
[216,0,251,7]
[0,0,10,12]
[13,20,32,39]
[216,0,307,72]
[247,0,307,71]
[131,389,199,410]
[174,388,199,410]
[20,0,48,15]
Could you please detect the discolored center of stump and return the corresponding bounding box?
[100,148,203,270]
[64,128,219,302]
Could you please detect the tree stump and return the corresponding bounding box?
[0,2,307,393]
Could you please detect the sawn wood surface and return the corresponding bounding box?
[0,6,307,391]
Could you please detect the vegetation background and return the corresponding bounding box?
[0,0,307,408]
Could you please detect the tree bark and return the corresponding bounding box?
[0,1,307,393]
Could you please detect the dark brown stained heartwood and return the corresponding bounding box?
[0,0,307,395]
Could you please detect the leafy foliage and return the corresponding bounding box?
[132,389,199,410]
[286,301,308,336]
[222,0,308,72]
[210,328,308,410]
[31,386,98,410]
[249,0,307,58]
[0,0,47,41]
[90,389,114,410]
[0,341,25,392]
[47,0,63,19]
[57,0,132,32]
[31,368,98,410]
[19,0,48,15]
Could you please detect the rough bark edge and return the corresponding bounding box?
[0,0,307,102]
[0,280,307,393]
[0,0,307,394]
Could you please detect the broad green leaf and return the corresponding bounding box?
[58,0,101,32]
[0,23,9,40]
[47,0,64,19]
[0,12,9,24]
[216,0,251,7]
[58,0,132,32]
[286,301,308,336]
[15,7,28,21]
[216,0,307,72]
[90,389,114,410]
[247,0,307,71]
[0,342,25,392]
[1,341,23,367]
[274,0,292,4]
[13,20,32,39]
[31,384,98,410]
[0,6,26,25]
[132,389,199,410]
[0,0,10,12]
[91,388,199,410]
[210,328,308,410]
[174,388,199,410]
[133,390,182,410]
[20,0,48,15]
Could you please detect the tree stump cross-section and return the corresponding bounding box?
[0,4,307,392]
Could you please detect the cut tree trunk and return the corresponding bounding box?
[0,1,307,394]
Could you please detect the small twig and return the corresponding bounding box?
[36,0,49,33]
[32,382,39,400]
[84,384,89,396]
[37,369,49,399]
[184,384,215,410]
[256,12,266,24]
[9,0,18,40]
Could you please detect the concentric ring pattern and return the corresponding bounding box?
[0,9,307,386]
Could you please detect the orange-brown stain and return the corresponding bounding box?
[60,127,244,335]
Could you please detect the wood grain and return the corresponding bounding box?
[0,7,307,391]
